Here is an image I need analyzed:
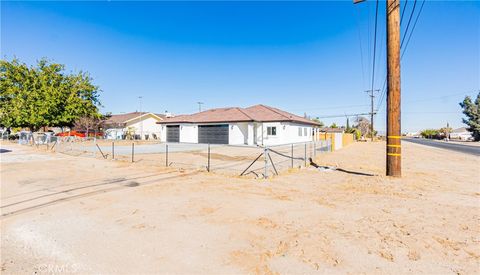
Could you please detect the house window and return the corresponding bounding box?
[267,126,277,136]
[304,128,307,136]
[298,127,302,136]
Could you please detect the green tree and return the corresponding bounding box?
[459,92,480,141]
[311,117,324,127]
[420,129,440,139]
[0,58,101,131]
[330,123,338,128]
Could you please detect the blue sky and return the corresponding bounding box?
[1,0,479,132]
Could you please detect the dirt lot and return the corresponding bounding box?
[1,141,479,274]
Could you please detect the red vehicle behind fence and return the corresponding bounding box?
[55,130,103,138]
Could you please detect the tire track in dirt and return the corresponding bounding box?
[1,170,200,219]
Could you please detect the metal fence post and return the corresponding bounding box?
[165,144,168,167]
[207,144,211,172]
[264,147,268,179]
[291,144,294,168]
[304,143,307,167]
[131,142,134,163]
[112,141,115,159]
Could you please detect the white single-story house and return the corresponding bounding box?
[449,127,473,141]
[104,112,165,140]
[157,104,321,146]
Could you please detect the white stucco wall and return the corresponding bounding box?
[247,123,254,145]
[334,133,343,150]
[159,125,166,141]
[254,123,265,145]
[260,122,313,146]
[229,123,249,145]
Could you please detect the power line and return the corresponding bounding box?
[314,112,373,119]
[367,0,372,87]
[290,104,369,112]
[401,0,426,59]
[404,111,461,114]
[400,0,409,26]
[400,0,418,50]
[376,77,387,111]
[376,2,386,90]
[377,110,461,115]
[371,0,380,94]
[376,0,426,113]
[354,6,367,89]
[403,91,470,104]
[375,90,475,114]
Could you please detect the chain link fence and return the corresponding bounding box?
[14,137,332,178]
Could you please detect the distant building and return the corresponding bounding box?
[104,112,165,140]
[405,131,420,137]
[449,127,473,141]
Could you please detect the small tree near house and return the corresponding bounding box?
[459,92,480,141]
[439,126,452,138]
[73,115,108,138]
[355,116,371,138]
[311,117,324,127]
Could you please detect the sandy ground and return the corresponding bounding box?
[1,141,479,274]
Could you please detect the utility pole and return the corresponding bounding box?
[354,0,402,177]
[386,0,402,177]
[138,96,143,140]
[446,122,450,141]
[197,102,204,112]
[365,89,379,141]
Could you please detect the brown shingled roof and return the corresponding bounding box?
[157,105,320,125]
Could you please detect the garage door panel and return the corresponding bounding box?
[198,125,229,144]
[166,125,179,142]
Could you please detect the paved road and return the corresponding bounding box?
[403,138,480,156]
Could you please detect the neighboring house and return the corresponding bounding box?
[316,127,346,151]
[104,112,165,140]
[405,131,421,137]
[449,127,473,141]
[157,104,320,146]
